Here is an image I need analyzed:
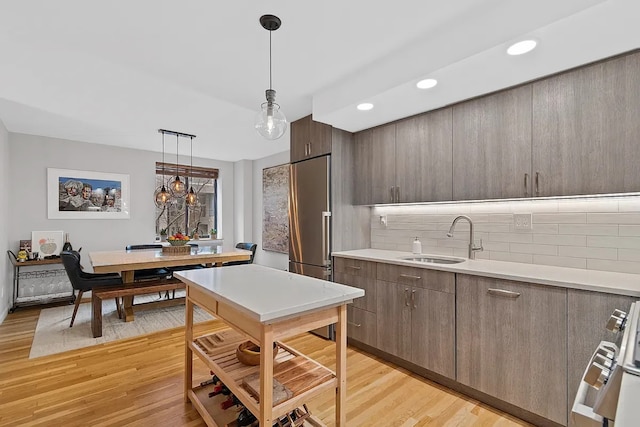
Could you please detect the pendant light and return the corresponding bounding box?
[169,133,186,197]
[254,14,287,140]
[154,131,170,206]
[185,135,197,207]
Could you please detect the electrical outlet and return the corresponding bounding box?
[514,213,532,231]
[379,215,387,227]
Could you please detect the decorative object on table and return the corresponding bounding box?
[236,340,278,366]
[210,228,217,239]
[30,251,39,260]
[255,14,287,140]
[19,240,32,253]
[47,168,130,219]
[159,228,168,242]
[17,250,28,262]
[62,233,73,252]
[32,231,64,257]
[262,163,289,253]
[167,232,190,245]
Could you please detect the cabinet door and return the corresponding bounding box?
[533,52,640,196]
[290,115,332,163]
[567,290,635,426]
[376,280,411,360]
[453,85,532,200]
[456,274,567,425]
[410,287,455,379]
[395,108,453,203]
[290,115,311,163]
[347,306,377,347]
[333,257,377,313]
[353,124,396,205]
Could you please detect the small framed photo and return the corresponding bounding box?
[19,240,32,252]
[32,231,64,257]
[47,168,130,219]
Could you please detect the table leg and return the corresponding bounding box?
[121,270,135,322]
[259,325,274,426]
[336,304,347,426]
[184,297,194,402]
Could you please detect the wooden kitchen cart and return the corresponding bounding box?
[176,265,364,427]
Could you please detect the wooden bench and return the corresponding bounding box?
[91,278,185,338]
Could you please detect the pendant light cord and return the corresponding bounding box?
[269,30,272,90]
[162,132,165,182]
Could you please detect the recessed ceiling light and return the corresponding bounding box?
[357,103,374,111]
[416,78,438,89]
[507,40,537,56]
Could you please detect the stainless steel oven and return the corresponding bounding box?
[572,301,640,426]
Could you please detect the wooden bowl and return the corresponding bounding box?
[236,341,278,366]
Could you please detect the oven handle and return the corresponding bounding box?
[571,340,617,427]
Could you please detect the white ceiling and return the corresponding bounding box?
[0,0,639,162]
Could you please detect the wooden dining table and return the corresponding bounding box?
[89,246,251,322]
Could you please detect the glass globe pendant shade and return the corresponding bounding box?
[169,175,186,197]
[185,186,197,207]
[154,185,171,207]
[255,92,287,140]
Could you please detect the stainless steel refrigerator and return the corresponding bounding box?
[289,154,334,339]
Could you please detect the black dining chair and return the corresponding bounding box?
[223,242,257,266]
[60,251,124,328]
[126,244,173,298]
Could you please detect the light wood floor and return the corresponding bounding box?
[0,306,532,427]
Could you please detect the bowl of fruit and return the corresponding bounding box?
[167,232,190,246]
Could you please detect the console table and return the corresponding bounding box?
[6,251,74,312]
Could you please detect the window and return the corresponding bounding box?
[155,162,219,238]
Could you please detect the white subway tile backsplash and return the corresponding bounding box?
[533,255,587,269]
[490,233,533,243]
[620,225,640,236]
[370,197,640,275]
[557,199,619,213]
[587,236,640,249]
[510,243,558,255]
[490,252,533,263]
[588,213,640,224]
[533,234,586,246]
[558,246,617,260]
[534,213,587,223]
[618,249,640,262]
[618,198,640,212]
[559,224,618,236]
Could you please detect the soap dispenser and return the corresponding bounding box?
[412,237,422,255]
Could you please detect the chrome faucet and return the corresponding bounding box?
[447,215,483,259]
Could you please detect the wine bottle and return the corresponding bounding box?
[62,233,73,252]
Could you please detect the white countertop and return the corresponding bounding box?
[332,249,640,297]
[175,264,364,323]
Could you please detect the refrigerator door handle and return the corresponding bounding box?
[322,211,332,266]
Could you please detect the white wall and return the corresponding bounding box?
[252,151,290,270]
[7,132,236,272]
[0,120,9,321]
[233,159,253,243]
[372,196,640,274]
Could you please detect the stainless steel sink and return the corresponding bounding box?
[399,255,466,264]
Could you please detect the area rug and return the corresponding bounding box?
[30,291,213,359]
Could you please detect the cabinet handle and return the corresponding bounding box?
[524,173,529,197]
[308,142,312,156]
[348,321,361,328]
[347,265,361,270]
[535,171,540,197]
[400,274,421,280]
[404,288,410,306]
[487,288,521,298]
[411,289,416,309]
[390,187,395,203]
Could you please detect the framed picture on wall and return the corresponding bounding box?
[262,163,289,253]
[47,168,130,219]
